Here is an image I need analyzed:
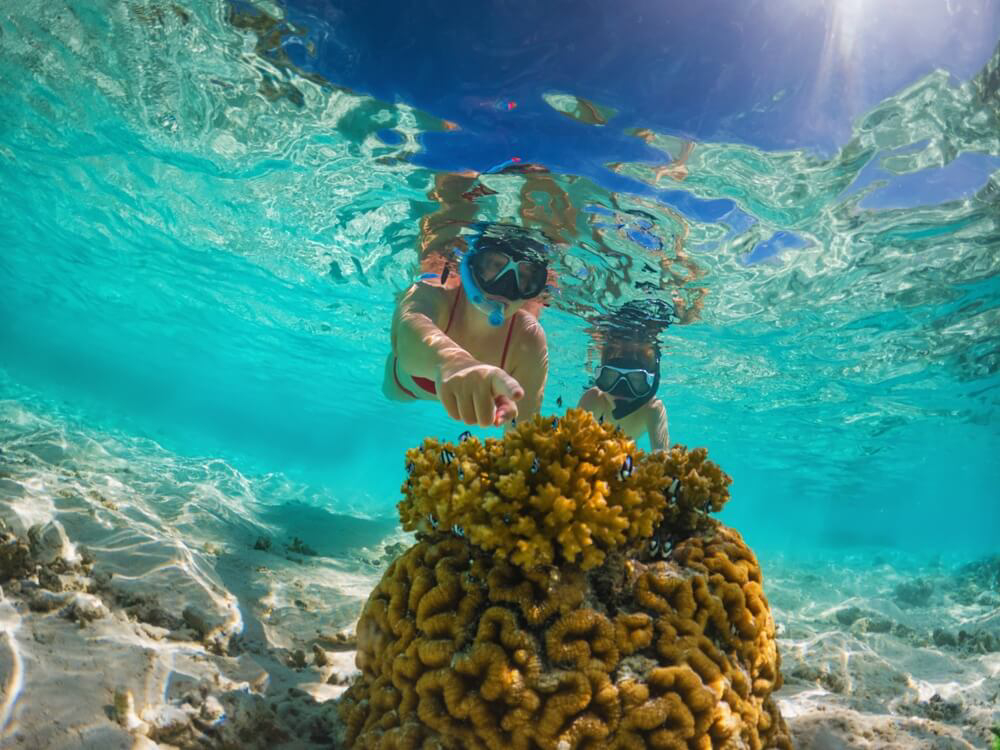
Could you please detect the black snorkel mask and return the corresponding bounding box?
[456,223,553,327]
[595,350,661,420]
[468,232,549,301]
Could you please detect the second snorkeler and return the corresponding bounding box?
[577,298,679,451]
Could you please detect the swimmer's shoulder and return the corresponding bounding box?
[504,309,548,384]
[402,279,459,321]
[510,307,548,360]
[643,397,668,427]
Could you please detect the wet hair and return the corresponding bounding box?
[602,338,659,367]
[599,297,678,360]
[608,298,678,331]
[470,222,551,265]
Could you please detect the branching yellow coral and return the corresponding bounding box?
[399,410,728,572]
[339,411,790,749]
[642,445,734,554]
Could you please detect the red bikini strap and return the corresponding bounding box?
[393,357,418,399]
[500,314,516,369]
[442,287,462,335]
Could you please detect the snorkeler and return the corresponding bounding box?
[577,299,677,451]
[383,223,550,428]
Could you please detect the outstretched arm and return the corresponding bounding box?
[392,284,523,426]
[392,284,465,383]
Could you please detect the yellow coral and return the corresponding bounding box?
[339,411,790,749]
[614,612,654,656]
[399,410,719,572]
[340,532,791,749]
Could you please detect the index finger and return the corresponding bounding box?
[494,394,518,427]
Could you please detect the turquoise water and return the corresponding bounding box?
[1,1,999,565]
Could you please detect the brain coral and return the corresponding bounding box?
[339,410,791,749]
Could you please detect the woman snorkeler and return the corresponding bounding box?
[383,223,551,428]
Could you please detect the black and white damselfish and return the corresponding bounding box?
[619,455,634,480]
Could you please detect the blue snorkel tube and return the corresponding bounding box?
[457,248,505,327]
[425,222,552,328]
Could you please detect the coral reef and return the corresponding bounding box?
[397,409,731,573]
[340,411,790,749]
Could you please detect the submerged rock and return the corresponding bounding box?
[956,555,1000,591]
[852,615,895,634]
[201,694,225,724]
[956,628,999,654]
[182,604,225,638]
[933,628,958,647]
[893,577,934,608]
[114,688,149,734]
[312,643,328,666]
[142,703,196,743]
[911,693,964,723]
[27,520,72,566]
[835,605,869,626]
[66,592,109,623]
[26,588,71,613]
[0,531,31,582]
[253,535,271,551]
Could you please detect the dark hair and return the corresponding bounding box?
[470,222,551,265]
[601,338,661,369]
[601,297,678,346]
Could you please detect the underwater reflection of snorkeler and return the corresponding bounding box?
[578,299,676,451]
[416,162,575,271]
[383,224,550,428]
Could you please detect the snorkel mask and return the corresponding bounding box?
[457,224,551,327]
[596,349,661,419]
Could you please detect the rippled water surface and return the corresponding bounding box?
[1,1,999,558]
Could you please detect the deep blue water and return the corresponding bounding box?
[1,0,998,560]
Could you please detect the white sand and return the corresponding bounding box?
[0,399,398,749]
[770,554,1000,749]
[2,399,998,749]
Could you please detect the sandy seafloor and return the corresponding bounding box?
[1,398,998,750]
